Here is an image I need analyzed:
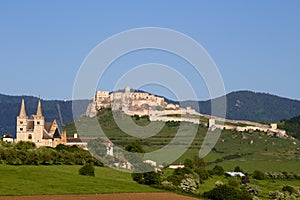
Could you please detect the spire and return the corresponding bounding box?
[19,99,27,117]
[36,99,43,117]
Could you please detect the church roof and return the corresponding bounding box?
[42,129,53,140]
[19,99,27,117]
[44,122,53,132]
[36,100,43,116]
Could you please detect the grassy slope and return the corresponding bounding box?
[64,109,300,173]
[0,165,160,196]
[196,175,300,200]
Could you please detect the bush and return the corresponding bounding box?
[215,180,224,187]
[212,165,224,176]
[78,163,95,176]
[203,185,252,200]
[246,184,261,196]
[252,170,266,180]
[282,185,295,195]
[228,178,239,187]
[132,171,161,185]
[179,174,199,194]
[195,168,209,181]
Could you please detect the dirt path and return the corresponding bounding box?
[0,193,199,200]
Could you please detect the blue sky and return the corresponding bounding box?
[0,1,299,100]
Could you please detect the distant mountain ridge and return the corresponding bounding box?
[1,90,300,137]
[197,91,300,122]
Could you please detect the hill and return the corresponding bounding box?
[0,165,160,195]
[183,91,300,122]
[279,115,300,138]
[2,90,300,137]
[0,94,90,136]
[65,108,300,173]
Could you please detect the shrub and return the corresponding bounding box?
[234,166,243,173]
[132,171,161,185]
[228,178,239,187]
[195,168,209,181]
[215,180,224,187]
[179,174,199,194]
[78,163,95,176]
[282,186,295,195]
[212,165,224,176]
[203,185,252,200]
[143,171,161,185]
[246,184,261,196]
[252,170,266,180]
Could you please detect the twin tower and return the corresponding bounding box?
[16,99,66,147]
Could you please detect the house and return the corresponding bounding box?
[144,159,157,167]
[168,164,185,169]
[225,172,245,177]
[1,134,14,143]
[66,134,114,155]
[15,99,66,148]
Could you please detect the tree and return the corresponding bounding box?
[184,158,194,170]
[193,156,206,169]
[234,166,243,173]
[125,141,145,153]
[212,165,224,176]
[203,185,252,200]
[131,171,161,185]
[252,170,266,180]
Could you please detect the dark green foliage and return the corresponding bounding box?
[78,163,95,176]
[282,185,295,194]
[166,121,180,127]
[193,156,206,169]
[131,172,161,185]
[203,185,252,200]
[184,158,194,170]
[195,168,209,181]
[15,141,36,150]
[279,115,300,138]
[234,166,243,173]
[167,167,193,186]
[228,178,239,187]
[212,165,224,176]
[252,170,266,180]
[132,173,144,184]
[125,141,145,153]
[0,141,103,166]
[196,91,300,122]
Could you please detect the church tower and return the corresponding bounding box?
[33,99,45,143]
[16,99,28,142]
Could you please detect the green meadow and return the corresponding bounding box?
[0,165,161,195]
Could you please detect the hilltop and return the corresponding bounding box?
[187,91,300,122]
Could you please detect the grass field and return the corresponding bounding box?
[0,165,161,195]
[64,109,300,173]
[196,175,300,200]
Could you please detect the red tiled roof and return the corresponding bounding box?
[66,138,95,143]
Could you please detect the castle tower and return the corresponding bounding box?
[125,86,130,94]
[16,99,28,142]
[33,99,45,143]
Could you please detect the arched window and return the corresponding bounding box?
[28,134,32,140]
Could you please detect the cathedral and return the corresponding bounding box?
[15,99,66,147]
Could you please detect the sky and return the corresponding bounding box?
[0,1,299,101]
